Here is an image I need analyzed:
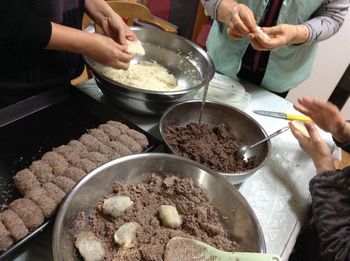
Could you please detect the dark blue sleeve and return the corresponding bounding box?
[0,0,52,50]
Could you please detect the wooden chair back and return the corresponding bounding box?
[106,0,177,33]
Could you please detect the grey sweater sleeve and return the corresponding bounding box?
[304,0,350,43]
[200,0,223,20]
[200,0,349,44]
[309,167,350,261]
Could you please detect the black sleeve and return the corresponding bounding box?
[0,0,51,50]
[333,138,350,153]
[309,167,350,261]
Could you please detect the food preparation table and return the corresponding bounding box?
[11,78,333,261]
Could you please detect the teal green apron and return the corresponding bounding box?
[206,0,323,92]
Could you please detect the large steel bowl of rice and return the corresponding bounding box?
[84,27,215,115]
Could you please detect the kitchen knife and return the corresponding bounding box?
[253,110,311,121]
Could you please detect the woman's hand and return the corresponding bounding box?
[100,15,137,45]
[85,33,134,70]
[289,121,335,174]
[217,0,256,40]
[248,24,309,51]
[226,4,256,39]
[294,97,349,143]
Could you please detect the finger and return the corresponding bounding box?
[231,13,250,35]
[262,26,283,36]
[298,97,320,110]
[249,35,270,51]
[304,122,321,142]
[293,103,310,116]
[115,60,130,70]
[227,27,244,39]
[289,122,306,141]
[239,11,256,32]
[117,52,134,63]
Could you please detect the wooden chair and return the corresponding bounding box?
[106,0,177,33]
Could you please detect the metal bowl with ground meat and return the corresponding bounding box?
[53,153,265,260]
[159,101,271,184]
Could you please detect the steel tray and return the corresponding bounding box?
[0,86,160,260]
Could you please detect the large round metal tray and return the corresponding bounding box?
[53,153,265,260]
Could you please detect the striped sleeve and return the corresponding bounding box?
[200,0,224,20]
[303,0,350,43]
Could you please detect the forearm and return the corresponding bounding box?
[303,0,349,43]
[310,169,350,260]
[84,0,116,27]
[47,22,94,55]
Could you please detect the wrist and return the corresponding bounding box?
[315,159,335,175]
[334,121,350,143]
[290,24,309,45]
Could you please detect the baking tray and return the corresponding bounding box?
[0,86,161,260]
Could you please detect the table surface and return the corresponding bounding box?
[11,78,333,261]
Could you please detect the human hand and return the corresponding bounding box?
[248,24,309,51]
[101,15,137,45]
[289,121,335,174]
[294,97,349,143]
[86,33,134,70]
[225,4,256,40]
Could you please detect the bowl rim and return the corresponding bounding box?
[52,153,266,259]
[84,27,215,95]
[159,100,272,176]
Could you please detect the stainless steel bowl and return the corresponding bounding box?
[159,101,271,184]
[53,153,265,260]
[85,27,215,115]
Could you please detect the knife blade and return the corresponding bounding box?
[253,110,311,121]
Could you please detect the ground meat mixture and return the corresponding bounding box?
[164,123,257,173]
[73,174,237,261]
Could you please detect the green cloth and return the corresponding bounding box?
[206,0,323,93]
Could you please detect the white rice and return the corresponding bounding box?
[93,60,184,92]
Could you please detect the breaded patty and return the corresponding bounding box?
[13,169,41,196]
[53,176,76,194]
[29,160,55,184]
[0,210,29,240]
[25,188,58,218]
[9,199,44,230]
[42,182,66,204]
[0,220,13,251]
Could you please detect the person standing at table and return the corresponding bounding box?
[201,0,349,97]
[0,0,136,108]
[288,96,350,261]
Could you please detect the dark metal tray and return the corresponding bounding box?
[0,86,160,260]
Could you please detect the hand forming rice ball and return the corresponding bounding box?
[254,26,271,40]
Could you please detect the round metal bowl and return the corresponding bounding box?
[85,27,215,115]
[53,153,265,260]
[159,101,271,184]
